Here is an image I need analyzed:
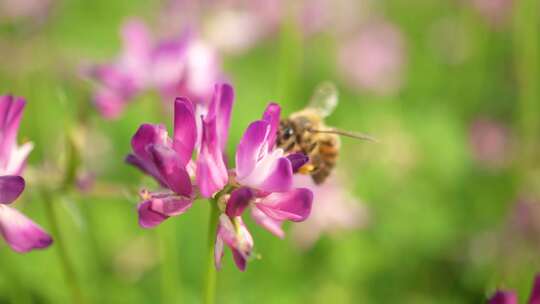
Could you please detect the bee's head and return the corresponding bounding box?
[281,123,295,139]
[277,119,297,151]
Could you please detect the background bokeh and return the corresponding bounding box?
[1,0,539,303]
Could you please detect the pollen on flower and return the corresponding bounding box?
[139,189,151,201]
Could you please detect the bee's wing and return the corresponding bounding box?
[307,81,338,118]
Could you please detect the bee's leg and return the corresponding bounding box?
[297,141,319,175]
[298,163,316,175]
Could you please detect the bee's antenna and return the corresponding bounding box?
[309,128,379,143]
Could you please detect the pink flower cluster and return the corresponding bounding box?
[126,83,313,271]
[85,18,222,119]
[0,95,52,253]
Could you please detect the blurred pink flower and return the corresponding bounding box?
[291,174,369,250]
[0,95,52,253]
[158,0,281,55]
[0,0,52,23]
[298,0,364,36]
[472,0,513,27]
[85,18,222,119]
[505,197,540,248]
[299,0,340,35]
[469,118,511,168]
[75,170,95,193]
[162,0,368,54]
[337,20,406,95]
[202,0,282,54]
[488,273,540,304]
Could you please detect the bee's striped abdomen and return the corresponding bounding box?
[310,136,339,184]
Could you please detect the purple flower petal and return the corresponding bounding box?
[0,95,13,105]
[251,207,284,238]
[257,157,293,193]
[255,188,313,222]
[138,200,169,229]
[235,119,294,192]
[216,214,236,246]
[0,96,25,168]
[287,153,309,173]
[149,195,193,216]
[0,175,25,205]
[261,103,281,149]
[131,124,169,161]
[207,83,234,150]
[216,214,253,271]
[231,248,247,272]
[128,124,171,185]
[137,191,194,229]
[225,187,254,218]
[0,205,53,253]
[488,291,518,304]
[235,120,269,180]
[196,118,228,198]
[529,274,540,304]
[148,144,192,196]
[8,142,33,177]
[173,98,197,166]
[214,230,225,270]
[125,153,166,188]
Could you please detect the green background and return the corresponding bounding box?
[0,0,539,303]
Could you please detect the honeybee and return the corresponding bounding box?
[277,82,376,184]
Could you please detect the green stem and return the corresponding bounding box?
[202,199,220,304]
[43,191,85,304]
[159,220,180,302]
[513,0,539,183]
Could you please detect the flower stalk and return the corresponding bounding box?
[203,198,220,304]
[42,189,85,304]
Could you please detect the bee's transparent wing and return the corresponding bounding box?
[307,81,338,118]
